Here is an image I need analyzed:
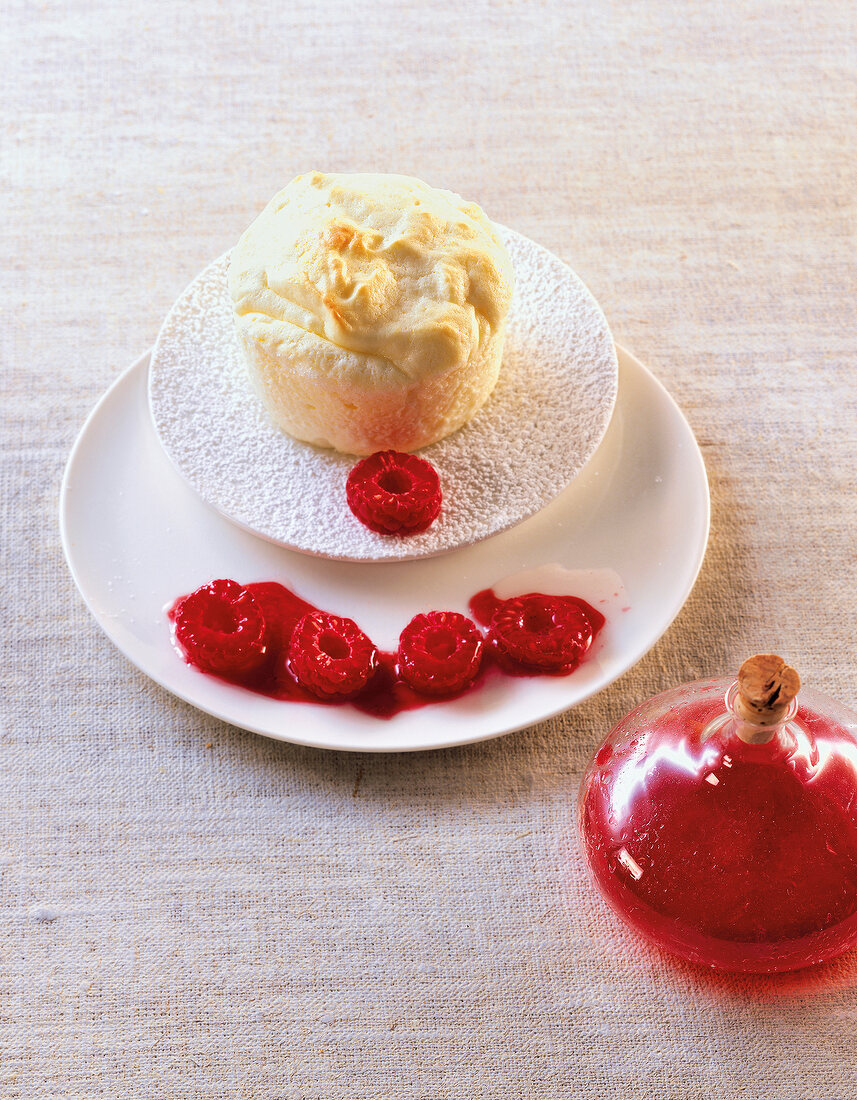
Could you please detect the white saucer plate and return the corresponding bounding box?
[60,346,709,752]
[147,228,618,562]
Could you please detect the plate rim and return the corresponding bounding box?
[60,345,710,753]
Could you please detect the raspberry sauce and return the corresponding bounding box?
[169,579,606,720]
[579,693,857,971]
[470,588,606,675]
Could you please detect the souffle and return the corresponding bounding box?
[228,172,514,455]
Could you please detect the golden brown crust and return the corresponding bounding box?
[228,172,514,453]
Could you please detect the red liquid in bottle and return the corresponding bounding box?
[579,683,857,972]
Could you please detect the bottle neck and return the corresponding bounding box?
[723,680,799,745]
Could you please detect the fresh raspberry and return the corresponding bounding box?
[488,594,594,674]
[288,612,379,699]
[173,579,270,682]
[346,450,441,535]
[397,611,484,695]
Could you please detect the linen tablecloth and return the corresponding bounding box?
[4,1,857,1095]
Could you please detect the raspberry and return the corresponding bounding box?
[397,611,484,695]
[288,612,379,699]
[346,450,441,535]
[173,579,270,682]
[488,594,593,674]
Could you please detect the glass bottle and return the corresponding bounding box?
[578,655,857,972]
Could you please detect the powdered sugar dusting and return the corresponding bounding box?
[148,226,617,562]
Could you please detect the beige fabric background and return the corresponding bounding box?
[3,1,857,1096]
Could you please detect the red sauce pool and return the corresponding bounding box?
[169,580,605,720]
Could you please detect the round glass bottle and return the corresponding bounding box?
[578,655,857,971]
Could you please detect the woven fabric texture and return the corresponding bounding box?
[3,1,857,1096]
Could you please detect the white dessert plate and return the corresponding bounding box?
[60,345,709,753]
[148,227,618,561]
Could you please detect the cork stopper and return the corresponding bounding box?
[735,654,801,732]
